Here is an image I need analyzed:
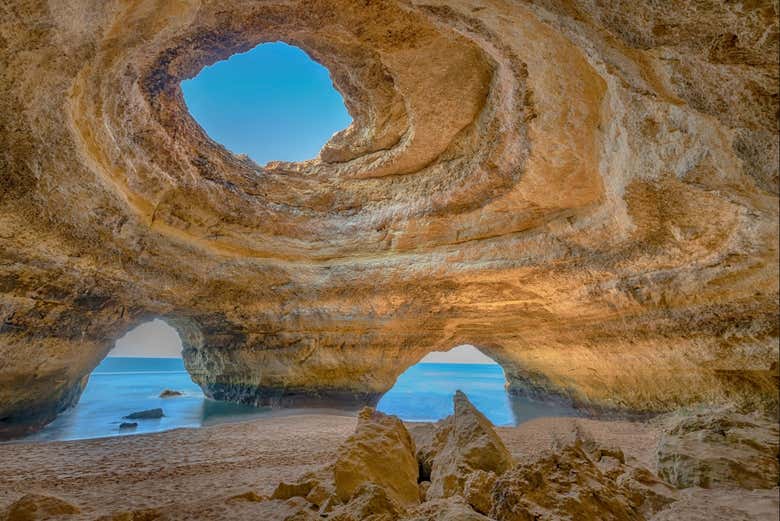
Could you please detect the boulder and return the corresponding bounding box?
[123,408,164,420]
[656,410,779,489]
[119,422,138,430]
[329,484,405,521]
[427,391,513,500]
[490,439,673,521]
[159,389,183,398]
[332,408,419,506]
[403,497,493,521]
[463,470,497,515]
[1,494,79,521]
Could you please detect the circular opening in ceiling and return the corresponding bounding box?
[181,42,352,165]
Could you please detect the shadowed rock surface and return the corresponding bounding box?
[1,494,80,521]
[425,391,513,500]
[656,410,780,489]
[0,0,778,438]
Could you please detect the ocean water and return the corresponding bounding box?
[377,363,580,426]
[17,358,578,442]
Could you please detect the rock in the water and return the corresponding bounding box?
[2,494,80,520]
[123,408,164,420]
[119,422,138,430]
[427,391,513,500]
[657,410,780,489]
[490,439,673,521]
[333,408,419,506]
[158,389,182,398]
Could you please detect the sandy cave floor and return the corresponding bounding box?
[0,414,777,520]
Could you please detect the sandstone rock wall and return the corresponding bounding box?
[1,0,778,436]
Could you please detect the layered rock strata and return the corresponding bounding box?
[1,0,778,436]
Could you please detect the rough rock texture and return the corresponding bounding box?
[490,439,675,521]
[656,409,780,489]
[333,408,419,506]
[425,391,513,499]
[0,0,778,436]
[0,494,80,521]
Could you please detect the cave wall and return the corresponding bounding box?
[0,0,777,438]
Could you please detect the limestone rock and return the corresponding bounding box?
[0,0,778,439]
[402,497,493,521]
[649,487,780,521]
[95,509,162,521]
[271,479,318,501]
[490,439,672,521]
[158,389,182,398]
[463,470,498,515]
[124,409,164,420]
[408,423,438,480]
[333,408,419,506]
[427,391,513,500]
[657,410,780,489]
[1,494,80,521]
[329,484,405,521]
[225,491,266,503]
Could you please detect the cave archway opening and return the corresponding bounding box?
[376,345,517,426]
[21,319,267,442]
[180,41,352,165]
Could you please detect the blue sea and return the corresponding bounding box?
[18,358,578,442]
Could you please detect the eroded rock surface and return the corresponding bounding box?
[490,439,675,521]
[1,494,80,521]
[657,410,780,489]
[425,391,513,500]
[0,0,778,436]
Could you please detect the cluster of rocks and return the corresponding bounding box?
[220,392,681,521]
[3,393,777,520]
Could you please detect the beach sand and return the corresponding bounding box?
[1,413,776,520]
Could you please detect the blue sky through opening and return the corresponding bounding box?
[181,42,351,165]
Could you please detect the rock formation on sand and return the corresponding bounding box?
[0,0,778,438]
[656,409,780,489]
[0,494,80,521]
[76,392,776,520]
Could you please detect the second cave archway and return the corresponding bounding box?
[376,344,581,426]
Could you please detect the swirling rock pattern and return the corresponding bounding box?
[0,0,778,437]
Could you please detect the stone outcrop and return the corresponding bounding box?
[0,0,778,437]
[333,408,420,506]
[656,409,780,489]
[1,494,80,521]
[490,439,675,521]
[424,391,513,500]
[124,409,164,420]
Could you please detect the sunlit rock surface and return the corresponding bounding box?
[0,0,778,437]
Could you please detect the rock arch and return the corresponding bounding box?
[1,0,777,438]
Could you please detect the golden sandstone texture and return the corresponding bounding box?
[0,0,778,437]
